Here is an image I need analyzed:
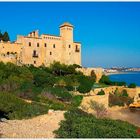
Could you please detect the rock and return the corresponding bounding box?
[0,118,7,122]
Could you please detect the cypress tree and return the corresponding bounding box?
[0,31,2,41]
[3,32,10,42]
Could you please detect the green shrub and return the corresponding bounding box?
[99,75,111,85]
[77,75,95,93]
[43,87,72,102]
[97,90,105,95]
[54,108,140,138]
[109,93,133,107]
[0,92,48,119]
[128,83,136,88]
[39,94,67,110]
[71,95,83,107]
[121,90,128,97]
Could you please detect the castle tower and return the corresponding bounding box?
[59,22,73,43]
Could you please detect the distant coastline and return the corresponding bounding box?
[105,72,128,76]
[108,71,140,86]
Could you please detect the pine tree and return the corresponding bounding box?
[0,31,2,41]
[3,32,10,42]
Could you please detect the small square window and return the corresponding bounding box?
[29,42,31,46]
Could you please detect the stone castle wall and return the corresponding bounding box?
[0,22,81,67]
[76,67,103,82]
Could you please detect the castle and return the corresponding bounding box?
[0,22,81,67]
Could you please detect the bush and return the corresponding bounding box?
[71,95,83,107]
[128,83,136,88]
[99,75,111,85]
[121,90,128,97]
[39,94,67,110]
[43,87,72,102]
[97,90,105,95]
[89,100,107,118]
[0,92,48,119]
[77,75,95,93]
[54,108,140,138]
[109,93,133,107]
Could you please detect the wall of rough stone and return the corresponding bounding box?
[76,67,103,82]
[90,86,139,98]
[81,94,109,114]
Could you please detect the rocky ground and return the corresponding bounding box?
[0,110,65,138]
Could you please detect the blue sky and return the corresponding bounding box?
[0,2,140,68]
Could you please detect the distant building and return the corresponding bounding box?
[0,22,81,66]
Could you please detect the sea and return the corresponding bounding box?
[109,72,140,86]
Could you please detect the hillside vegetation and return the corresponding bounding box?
[54,108,140,138]
[0,62,95,119]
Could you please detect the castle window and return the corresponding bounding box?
[53,44,55,48]
[75,45,80,52]
[50,52,52,55]
[29,42,31,46]
[33,50,38,57]
[7,52,9,55]
[37,43,39,47]
[44,43,47,47]
[34,61,36,64]
[69,45,71,48]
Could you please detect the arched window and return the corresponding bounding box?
[69,45,71,48]
[33,50,38,57]
[37,43,39,47]
[33,50,36,56]
[44,43,47,47]
[50,52,52,55]
[53,44,55,48]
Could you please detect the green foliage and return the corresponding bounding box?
[128,83,136,88]
[0,92,48,119]
[39,93,67,110]
[50,62,78,76]
[97,89,105,95]
[42,87,72,102]
[0,31,3,41]
[71,95,83,107]
[0,31,10,41]
[99,75,126,86]
[121,90,128,97]
[2,32,10,41]
[77,75,95,93]
[54,108,140,138]
[99,75,111,85]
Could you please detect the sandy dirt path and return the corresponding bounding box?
[0,110,65,138]
[108,106,140,127]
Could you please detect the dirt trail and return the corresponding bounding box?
[108,106,140,127]
[0,110,65,138]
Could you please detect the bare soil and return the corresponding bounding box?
[107,106,140,127]
[0,110,65,138]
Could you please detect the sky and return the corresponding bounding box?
[0,2,140,68]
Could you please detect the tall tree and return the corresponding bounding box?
[3,32,10,42]
[0,31,2,41]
